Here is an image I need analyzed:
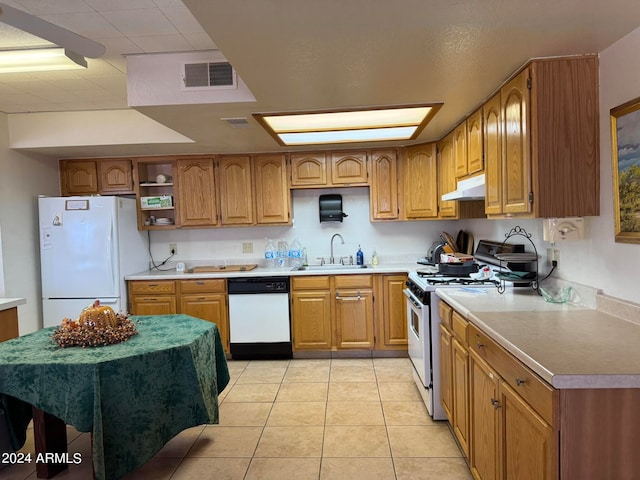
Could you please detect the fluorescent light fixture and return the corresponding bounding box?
[254,104,443,146]
[0,47,87,73]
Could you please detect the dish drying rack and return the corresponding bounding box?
[495,226,539,294]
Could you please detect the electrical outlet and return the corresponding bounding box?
[242,242,253,254]
[169,243,177,255]
[546,247,559,266]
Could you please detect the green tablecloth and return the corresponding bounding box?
[0,314,230,480]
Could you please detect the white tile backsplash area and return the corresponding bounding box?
[147,187,462,266]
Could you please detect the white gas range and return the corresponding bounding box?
[405,239,528,420]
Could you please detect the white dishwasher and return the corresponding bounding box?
[227,276,291,360]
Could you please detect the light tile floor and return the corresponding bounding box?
[4,358,473,479]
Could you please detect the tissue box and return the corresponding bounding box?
[141,195,173,209]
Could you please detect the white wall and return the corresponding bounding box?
[148,187,463,266]
[0,113,60,334]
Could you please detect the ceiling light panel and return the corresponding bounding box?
[0,48,87,73]
[254,104,442,146]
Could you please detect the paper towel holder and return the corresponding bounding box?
[319,194,348,223]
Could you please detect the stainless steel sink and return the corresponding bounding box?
[293,264,368,271]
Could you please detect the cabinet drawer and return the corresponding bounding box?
[129,280,176,294]
[334,274,373,289]
[469,323,555,424]
[438,300,453,330]
[292,275,331,290]
[179,279,226,294]
[452,310,468,344]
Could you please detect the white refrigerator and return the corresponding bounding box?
[38,196,148,328]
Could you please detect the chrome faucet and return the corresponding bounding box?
[330,233,345,264]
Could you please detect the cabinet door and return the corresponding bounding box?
[453,122,468,178]
[467,108,484,175]
[330,151,368,185]
[98,159,134,194]
[369,149,399,220]
[439,324,453,422]
[452,336,470,458]
[217,155,254,225]
[290,153,328,187]
[177,158,218,227]
[500,381,555,480]
[380,274,407,348]
[470,350,501,480]
[335,289,374,349]
[501,69,532,215]
[254,154,291,225]
[403,143,438,219]
[129,296,177,315]
[437,133,457,218]
[291,291,332,350]
[484,92,503,215]
[60,160,98,196]
[180,294,229,354]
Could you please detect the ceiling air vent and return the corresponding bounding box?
[221,117,250,128]
[183,61,237,90]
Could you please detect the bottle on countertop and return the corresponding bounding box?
[277,239,289,269]
[264,238,276,269]
[356,245,364,266]
[288,237,303,269]
[371,248,378,266]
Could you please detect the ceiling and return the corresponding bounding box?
[2,0,640,159]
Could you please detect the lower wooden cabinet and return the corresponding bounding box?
[376,274,408,349]
[291,275,375,351]
[440,299,558,480]
[291,276,333,350]
[128,279,229,353]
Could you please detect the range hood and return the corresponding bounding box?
[441,173,485,201]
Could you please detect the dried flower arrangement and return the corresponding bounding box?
[52,300,138,348]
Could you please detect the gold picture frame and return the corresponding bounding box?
[611,97,640,244]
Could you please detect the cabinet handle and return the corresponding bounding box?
[476,341,485,348]
[196,281,205,286]
[515,377,526,386]
[491,399,501,409]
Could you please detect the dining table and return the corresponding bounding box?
[0,314,230,480]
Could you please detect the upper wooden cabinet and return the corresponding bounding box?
[453,123,468,179]
[290,152,328,187]
[437,133,457,218]
[177,157,217,227]
[487,55,599,218]
[290,151,368,188]
[466,109,484,176]
[330,151,368,185]
[216,155,254,226]
[484,92,503,215]
[60,160,98,196]
[253,154,291,225]
[61,159,135,196]
[369,149,399,221]
[99,159,134,194]
[402,143,438,219]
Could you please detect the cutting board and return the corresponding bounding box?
[187,264,258,273]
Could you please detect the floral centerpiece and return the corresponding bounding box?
[52,300,138,348]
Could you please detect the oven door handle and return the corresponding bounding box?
[403,288,422,309]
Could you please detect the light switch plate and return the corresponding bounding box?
[242,242,253,253]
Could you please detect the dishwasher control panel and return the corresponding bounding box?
[227,276,290,294]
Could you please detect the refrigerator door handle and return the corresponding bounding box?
[108,220,117,294]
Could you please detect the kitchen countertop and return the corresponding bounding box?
[436,287,640,389]
[125,263,416,280]
[0,298,26,312]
